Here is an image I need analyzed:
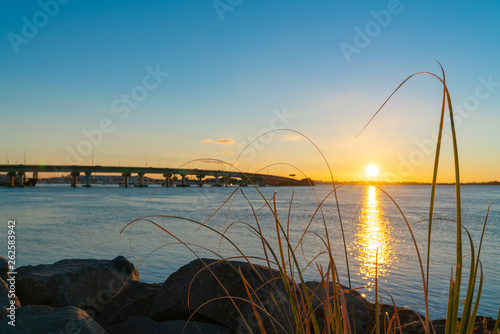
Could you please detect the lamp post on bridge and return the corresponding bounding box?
[144,153,148,168]
[118,155,122,167]
[6,150,8,164]
[23,148,26,165]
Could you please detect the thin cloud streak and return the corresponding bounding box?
[216,139,235,144]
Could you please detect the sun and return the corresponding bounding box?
[365,164,379,177]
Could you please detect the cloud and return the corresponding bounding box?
[286,135,302,141]
[201,138,213,143]
[198,158,223,164]
[223,151,233,154]
[216,139,235,144]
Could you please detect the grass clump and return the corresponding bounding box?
[123,63,499,333]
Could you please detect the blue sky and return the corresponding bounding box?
[1,0,499,181]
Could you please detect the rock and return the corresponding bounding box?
[1,277,21,321]
[366,301,424,333]
[16,256,139,317]
[150,258,295,333]
[401,317,497,334]
[94,280,161,327]
[302,281,369,333]
[400,319,437,334]
[106,316,232,334]
[0,257,8,281]
[0,305,106,334]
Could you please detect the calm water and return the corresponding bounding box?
[1,184,499,318]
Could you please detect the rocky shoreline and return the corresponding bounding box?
[0,256,496,333]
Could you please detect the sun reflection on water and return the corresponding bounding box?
[354,185,396,289]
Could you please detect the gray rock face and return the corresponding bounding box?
[150,258,295,333]
[95,280,161,327]
[0,305,106,334]
[16,256,139,317]
[106,316,232,334]
[302,281,369,333]
[0,277,21,321]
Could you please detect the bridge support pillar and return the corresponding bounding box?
[25,171,39,187]
[83,172,92,187]
[17,172,25,187]
[7,172,16,187]
[223,176,228,187]
[33,171,39,186]
[70,172,80,187]
[137,173,146,187]
[163,174,171,187]
[176,173,189,187]
[197,174,204,187]
[122,172,131,187]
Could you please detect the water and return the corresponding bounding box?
[1,184,499,319]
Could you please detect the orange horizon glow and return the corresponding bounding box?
[9,152,498,184]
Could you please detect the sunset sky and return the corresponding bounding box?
[1,1,499,182]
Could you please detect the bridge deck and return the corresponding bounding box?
[0,164,310,186]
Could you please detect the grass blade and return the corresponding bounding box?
[493,305,500,334]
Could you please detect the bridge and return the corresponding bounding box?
[0,164,313,188]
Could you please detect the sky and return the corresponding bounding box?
[1,0,499,182]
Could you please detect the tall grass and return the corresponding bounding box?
[123,65,499,333]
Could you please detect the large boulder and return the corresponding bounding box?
[0,305,106,334]
[302,281,369,333]
[0,277,21,321]
[106,316,231,334]
[16,256,139,317]
[94,280,161,327]
[150,258,295,333]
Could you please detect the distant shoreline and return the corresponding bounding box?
[315,180,500,186]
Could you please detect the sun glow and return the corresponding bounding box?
[365,164,379,177]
